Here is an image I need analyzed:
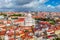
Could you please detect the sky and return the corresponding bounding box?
[0,0,60,12]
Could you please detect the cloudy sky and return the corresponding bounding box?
[0,0,60,12]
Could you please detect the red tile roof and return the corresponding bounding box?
[0,24,5,28]
[14,18,25,22]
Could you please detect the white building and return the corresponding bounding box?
[24,13,35,26]
[14,13,35,27]
[0,15,4,19]
[4,34,9,40]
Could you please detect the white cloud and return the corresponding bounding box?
[21,0,48,8]
[56,5,60,8]
[22,1,38,8]
[47,5,55,8]
[0,0,49,8]
[5,0,12,3]
[4,3,13,8]
[39,0,48,3]
[0,0,60,12]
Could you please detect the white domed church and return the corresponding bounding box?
[24,13,35,26]
[14,13,35,27]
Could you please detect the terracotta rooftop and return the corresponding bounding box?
[14,18,25,23]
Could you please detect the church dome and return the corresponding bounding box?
[24,13,35,26]
[28,13,32,17]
